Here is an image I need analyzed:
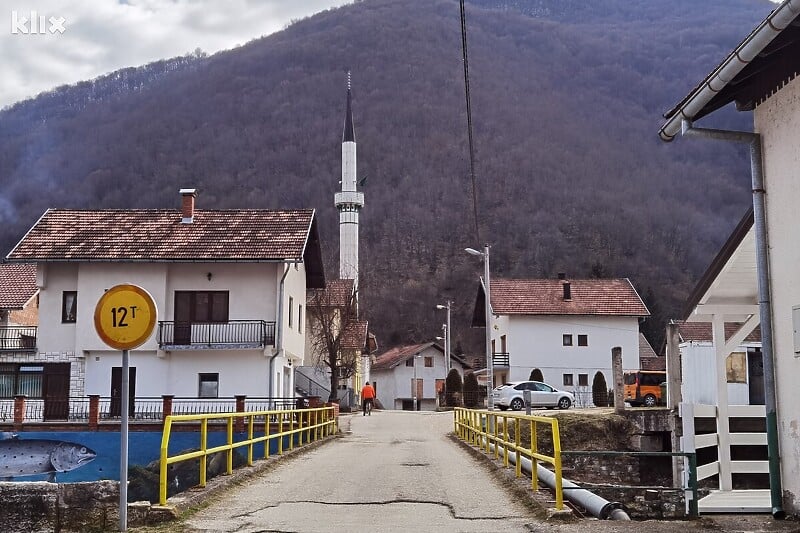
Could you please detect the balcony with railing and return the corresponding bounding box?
[0,326,37,352]
[492,352,510,367]
[157,320,275,350]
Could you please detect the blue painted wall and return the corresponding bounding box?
[4,430,293,482]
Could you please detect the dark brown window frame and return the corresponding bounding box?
[62,291,77,323]
[174,291,229,323]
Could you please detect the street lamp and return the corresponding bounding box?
[412,354,422,411]
[436,301,452,372]
[465,244,493,410]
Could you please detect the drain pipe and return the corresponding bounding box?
[268,264,291,407]
[488,442,630,520]
[681,120,784,519]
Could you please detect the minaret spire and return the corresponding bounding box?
[343,71,355,143]
[335,71,365,283]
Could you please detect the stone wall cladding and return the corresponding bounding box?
[0,351,85,397]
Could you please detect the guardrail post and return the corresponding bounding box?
[88,395,100,430]
[235,395,246,433]
[688,452,699,519]
[13,394,25,428]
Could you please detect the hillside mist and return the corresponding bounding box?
[0,0,775,352]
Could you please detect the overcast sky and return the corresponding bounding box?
[0,0,351,109]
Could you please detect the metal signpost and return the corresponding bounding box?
[94,284,157,532]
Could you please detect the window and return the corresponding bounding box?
[406,358,414,367]
[198,373,219,398]
[288,296,294,328]
[578,374,589,386]
[174,291,229,322]
[578,334,588,347]
[298,305,303,333]
[563,374,574,386]
[562,334,573,346]
[0,364,44,398]
[62,291,77,323]
[424,357,433,368]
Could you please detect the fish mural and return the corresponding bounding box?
[0,433,97,481]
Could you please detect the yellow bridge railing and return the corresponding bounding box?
[453,407,563,510]
[159,406,336,505]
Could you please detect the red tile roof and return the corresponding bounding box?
[7,208,316,262]
[371,343,471,371]
[341,320,368,351]
[308,278,354,307]
[639,333,665,371]
[490,278,649,316]
[639,333,657,359]
[0,263,38,309]
[372,343,432,371]
[678,321,761,343]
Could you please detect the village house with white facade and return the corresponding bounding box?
[4,189,325,417]
[471,276,649,406]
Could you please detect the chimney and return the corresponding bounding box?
[180,189,197,223]
[557,272,566,280]
[563,281,572,301]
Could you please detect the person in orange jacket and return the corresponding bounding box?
[361,382,375,416]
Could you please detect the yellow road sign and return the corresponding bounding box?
[94,284,157,350]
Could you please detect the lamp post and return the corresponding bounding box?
[412,354,422,411]
[465,244,493,410]
[436,301,452,372]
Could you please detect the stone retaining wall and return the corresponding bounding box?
[0,481,164,532]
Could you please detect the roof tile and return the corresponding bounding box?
[6,208,315,262]
[491,278,649,316]
[0,263,37,309]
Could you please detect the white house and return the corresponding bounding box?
[471,277,649,405]
[4,189,325,417]
[370,342,469,411]
[659,0,800,513]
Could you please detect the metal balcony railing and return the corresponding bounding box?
[157,320,276,348]
[492,352,510,367]
[0,326,37,351]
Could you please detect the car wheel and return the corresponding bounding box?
[510,398,524,411]
[558,397,572,410]
[643,394,657,407]
[497,405,508,411]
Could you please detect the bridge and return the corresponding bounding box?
[163,410,539,532]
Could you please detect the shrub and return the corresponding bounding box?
[463,371,480,408]
[445,368,463,406]
[592,371,609,407]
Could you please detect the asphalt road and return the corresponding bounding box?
[177,410,537,532]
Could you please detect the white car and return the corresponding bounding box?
[492,381,574,411]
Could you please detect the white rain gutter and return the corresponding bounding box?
[268,264,291,404]
[659,0,800,142]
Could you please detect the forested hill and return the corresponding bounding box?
[0,0,775,351]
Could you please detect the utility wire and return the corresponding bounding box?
[459,0,481,245]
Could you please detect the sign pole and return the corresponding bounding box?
[93,284,156,533]
[120,348,129,532]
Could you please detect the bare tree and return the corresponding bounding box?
[306,279,364,402]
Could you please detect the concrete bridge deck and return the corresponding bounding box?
[172,410,535,532]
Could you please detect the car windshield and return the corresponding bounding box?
[623,373,637,385]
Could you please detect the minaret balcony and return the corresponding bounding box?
[335,191,364,207]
